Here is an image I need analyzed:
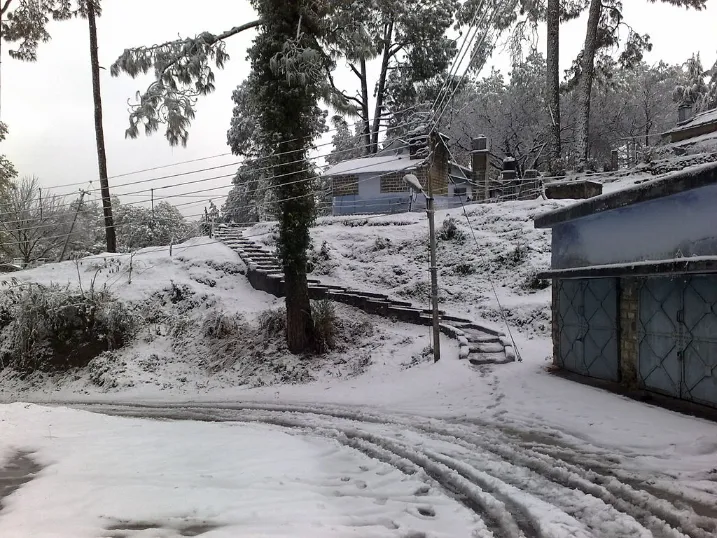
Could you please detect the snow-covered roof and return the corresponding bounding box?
[535,161,717,228]
[323,155,421,177]
[670,107,717,134]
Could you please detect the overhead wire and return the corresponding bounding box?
[41,104,424,195]
[427,0,524,361]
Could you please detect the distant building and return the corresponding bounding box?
[535,162,717,409]
[325,133,474,216]
[664,106,717,144]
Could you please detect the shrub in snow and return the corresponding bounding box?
[372,236,391,251]
[258,307,286,337]
[311,299,337,353]
[0,284,138,372]
[522,269,550,292]
[453,262,476,275]
[438,217,465,242]
[308,241,336,275]
[114,201,196,251]
[202,310,243,339]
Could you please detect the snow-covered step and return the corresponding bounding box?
[468,342,505,354]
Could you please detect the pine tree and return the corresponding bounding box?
[80,0,116,253]
[326,117,364,165]
[546,0,560,167]
[573,0,707,166]
[247,0,329,353]
[673,53,715,112]
[0,122,16,191]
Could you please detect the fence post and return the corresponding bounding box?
[523,169,540,200]
[471,136,489,201]
[611,149,619,172]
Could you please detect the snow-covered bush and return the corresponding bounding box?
[0,284,138,372]
[308,241,336,275]
[311,299,337,353]
[114,201,196,251]
[202,310,243,339]
[438,216,465,242]
[258,307,286,336]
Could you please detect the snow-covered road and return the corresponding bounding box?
[56,401,717,538]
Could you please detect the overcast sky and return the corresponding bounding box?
[2,0,715,216]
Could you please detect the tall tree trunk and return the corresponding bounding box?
[0,0,8,119]
[575,0,602,168]
[252,0,317,353]
[370,19,394,154]
[546,0,561,168]
[87,0,116,253]
[359,56,371,155]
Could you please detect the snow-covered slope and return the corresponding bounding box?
[246,199,572,344]
[0,239,441,396]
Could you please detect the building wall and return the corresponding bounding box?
[551,183,717,269]
[670,121,717,143]
[331,175,359,196]
[330,160,466,216]
[618,278,639,387]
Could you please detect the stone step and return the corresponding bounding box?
[469,353,513,366]
[387,306,423,323]
[421,309,447,316]
[454,322,504,337]
[441,314,472,324]
[468,342,505,354]
[464,334,503,344]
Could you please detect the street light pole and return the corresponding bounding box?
[426,179,441,363]
[403,172,441,362]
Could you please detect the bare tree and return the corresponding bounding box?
[0,176,68,265]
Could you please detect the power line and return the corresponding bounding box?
[42,105,425,196]
[0,150,421,238]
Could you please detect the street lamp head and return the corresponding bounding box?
[402,173,425,194]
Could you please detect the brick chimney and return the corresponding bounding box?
[678,102,694,124]
[471,136,489,200]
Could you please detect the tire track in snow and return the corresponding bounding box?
[72,402,717,538]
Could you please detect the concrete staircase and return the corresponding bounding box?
[215,225,514,364]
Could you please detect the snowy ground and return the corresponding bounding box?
[0,404,479,538]
[1,396,716,538]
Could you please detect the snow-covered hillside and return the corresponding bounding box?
[246,199,571,347]
[0,239,440,396]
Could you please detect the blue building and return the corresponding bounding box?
[325,135,474,216]
[535,162,717,409]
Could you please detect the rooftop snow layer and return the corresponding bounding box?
[323,155,420,176]
[534,161,717,228]
[670,107,717,134]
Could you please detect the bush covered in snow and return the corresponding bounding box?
[0,282,139,372]
[438,216,465,242]
[114,202,196,251]
[312,299,337,353]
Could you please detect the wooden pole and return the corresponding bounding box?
[427,133,441,363]
[58,190,87,262]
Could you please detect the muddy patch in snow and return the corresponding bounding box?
[0,451,42,512]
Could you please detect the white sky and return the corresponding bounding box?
[1,0,715,216]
